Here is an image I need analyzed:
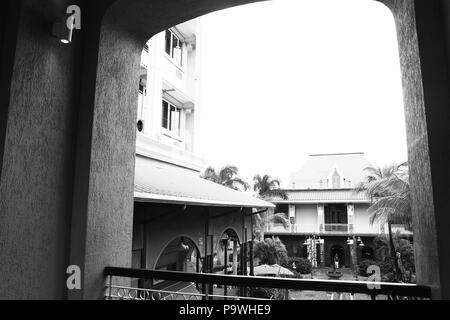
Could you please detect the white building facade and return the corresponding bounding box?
[131,20,273,280]
[136,19,205,174]
[266,153,411,268]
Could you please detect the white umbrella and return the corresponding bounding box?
[253,264,294,277]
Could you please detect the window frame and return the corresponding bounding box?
[164,29,184,68]
[161,98,182,140]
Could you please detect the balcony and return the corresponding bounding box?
[265,223,383,235]
[136,132,205,172]
[104,267,431,301]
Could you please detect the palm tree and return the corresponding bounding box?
[355,162,411,281]
[253,174,288,200]
[253,174,289,239]
[201,165,250,191]
[270,213,290,229]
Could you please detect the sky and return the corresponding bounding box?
[198,0,407,188]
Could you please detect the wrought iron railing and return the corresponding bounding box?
[324,224,349,232]
[104,267,431,301]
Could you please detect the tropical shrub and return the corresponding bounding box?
[288,257,312,274]
[254,237,289,267]
[358,259,395,282]
[372,234,416,282]
[251,287,285,300]
[358,259,378,277]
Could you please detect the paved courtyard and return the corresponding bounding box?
[288,267,386,300]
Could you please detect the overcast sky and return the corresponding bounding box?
[198,0,407,188]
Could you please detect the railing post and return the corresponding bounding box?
[108,275,112,300]
[205,285,209,300]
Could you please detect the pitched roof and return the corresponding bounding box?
[290,153,372,189]
[134,155,274,208]
[271,189,370,203]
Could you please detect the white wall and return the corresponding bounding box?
[353,203,381,234]
[136,20,206,172]
[295,204,318,232]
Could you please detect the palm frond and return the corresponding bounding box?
[270,213,289,229]
[227,177,250,191]
[356,163,412,231]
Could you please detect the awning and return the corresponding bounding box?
[134,156,274,208]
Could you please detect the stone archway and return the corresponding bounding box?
[155,236,201,273]
[215,228,241,275]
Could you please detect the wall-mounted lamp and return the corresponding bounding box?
[52,14,75,44]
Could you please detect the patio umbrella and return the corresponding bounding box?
[253,264,294,277]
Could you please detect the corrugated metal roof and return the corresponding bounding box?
[290,153,373,189]
[271,189,370,203]
[134,155,274,208]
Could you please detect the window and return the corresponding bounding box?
[162,100,181,136]
[165,29,183,67]
[138,78,145,94]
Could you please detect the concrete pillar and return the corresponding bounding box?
[317,204,325,233]
[288,204,296,232]
[232,240,238,275]
[223,239,228,274]
[0,0,89,299]
[320,240,325,267]
[68,13,142,300]
[381,0,450,299]
[347,204,354,233]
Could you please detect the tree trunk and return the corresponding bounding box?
[388,222,402,282]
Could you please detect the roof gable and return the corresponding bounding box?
[290,153,372,189]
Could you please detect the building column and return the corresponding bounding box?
[232,240,238,275]
[317,204,325,233]
[347,204,354,234]
[289,204,296,232]
[223,239,228,298]
[320,239,325,267]
[381,0,450,298]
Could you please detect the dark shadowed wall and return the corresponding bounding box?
[0,0,83,299]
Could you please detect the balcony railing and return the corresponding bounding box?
[323,224,349,233]
[265,223,351,234]
[104,267,431,301]
[266,223,384,235]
